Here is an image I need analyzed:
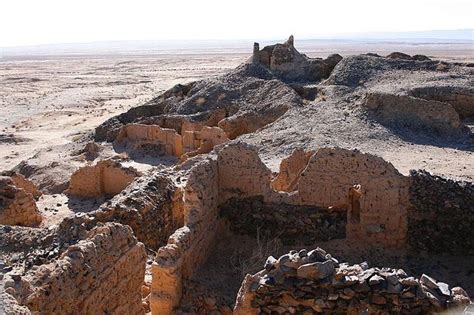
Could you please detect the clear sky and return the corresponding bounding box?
[1,0,473,47]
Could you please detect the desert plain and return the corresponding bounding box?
[1,38,473,314]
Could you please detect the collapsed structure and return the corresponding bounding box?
[1,36,473,314]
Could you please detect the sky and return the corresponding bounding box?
[0,0,473,47]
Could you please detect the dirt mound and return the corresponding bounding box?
[325,55,441,88]
[363,92,464,135]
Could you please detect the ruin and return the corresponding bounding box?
[0,176,42,227]
[2,222,146,314]
[234,248,470,314]
[1,37,473,314]
[67,159,140,198]
[149,143,472,312]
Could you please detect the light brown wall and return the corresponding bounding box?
[5,223,147,314]
[68,160,139,198]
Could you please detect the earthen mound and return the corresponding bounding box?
[95,61,302,143]
[363,92,464,135]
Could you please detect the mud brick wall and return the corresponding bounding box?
[67,160,139,198]
[151,158,220,314]
[297,148,411,248]
[95,173,178,250]
[0,176,42,227]
[408,170,474,254]
[4,223,146,314]
[219,196,346,246]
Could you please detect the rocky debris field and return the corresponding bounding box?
[1,37,473,314]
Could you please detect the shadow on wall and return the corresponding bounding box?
[66,159,140,199]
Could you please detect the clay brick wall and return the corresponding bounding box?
[271,148,314,192]
[68,160,139,198]
[4,223,146,314]
[151,144,416,313]
[217,143,272,203]
[0,176,42,227]
[117,123,184,156]
[151,158,220,314]
[117,122,230,160]
[296,148,410,248]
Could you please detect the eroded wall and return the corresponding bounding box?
[117,122,230,160]
[0,176,42,227]
[67,160,140,198]
[363,92,463,134]
[4,223,146,314]
[296,148,411,248]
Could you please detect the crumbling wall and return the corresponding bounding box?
[151,158,220,314]
[8,173,42,199]
[234,248,471,314]
[217,143,272,203]
[410,86,474,119]
[271,148,314,192]
[117,123,184,156]
[150,144,423,313]
[0,176,42,227]
[117,122,230,160]
[67,160,140,198]
[408,170,474,254]
[4,223,146,314]
[95,173,179,250]
[252,36,342,82]
[363,92,464,134]
[297,148,411,248]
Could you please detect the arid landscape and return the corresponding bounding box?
[1,37,473,314]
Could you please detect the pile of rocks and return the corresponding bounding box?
[219,197,346,245]
[236,248,471,314]
[409,170,474,254]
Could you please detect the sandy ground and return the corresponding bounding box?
[0,42,473,173]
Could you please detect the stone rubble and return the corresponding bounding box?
[234,248,471,314]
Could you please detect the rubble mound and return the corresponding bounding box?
[234,248,471,314]
[0,176,42,227]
